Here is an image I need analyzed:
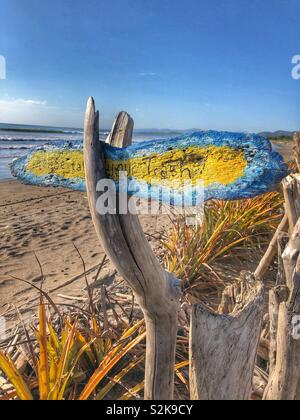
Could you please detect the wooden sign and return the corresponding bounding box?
[10,131,288,205]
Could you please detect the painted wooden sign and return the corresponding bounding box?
[10,131,288,205]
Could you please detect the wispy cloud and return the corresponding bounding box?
[15,99,47,106]
[0,96,83,127]
[0,97,48,125]
[0,97,48,107]
[137,72,156,77]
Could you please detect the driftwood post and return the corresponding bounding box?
[263,220,300,400]
[263,156,300,400]
[190,274,265,400]
[294,132,300,173]
[254,214,288,281]
[83,97,181,400]
[282,175,300,235]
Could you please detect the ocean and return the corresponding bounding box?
[0,123,182,180]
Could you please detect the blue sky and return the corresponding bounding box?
[0,0,299,131]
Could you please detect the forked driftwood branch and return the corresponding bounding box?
[189,274,265,400]
[255,214,288,281]
[255,173,300,282]
[83,97,181,400]
[263,149,300,400]
[264,221,300,400]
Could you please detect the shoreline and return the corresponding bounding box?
[272,140,293,162]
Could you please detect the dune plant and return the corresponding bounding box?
[0,297,146,401]
[162,192,284,294]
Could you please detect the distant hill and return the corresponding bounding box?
[259,130,295,139]
[134,128,183,135]
[135,129,296,139]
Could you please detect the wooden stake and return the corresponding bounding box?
[255,214,288,281]
[282,174,300,234]
[83,98,181,400]
[255,174,300,282]
[294,132,300,173]
[106,111,133,146]
[264,220,300,400]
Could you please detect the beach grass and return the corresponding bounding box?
[0,295,146,401]
[162,191,284,296]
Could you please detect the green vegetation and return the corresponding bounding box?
[162,191,284,295]
[0,297,147,400]
[270,135,293,142]
[0,285,188,400]
[0,128,69,134]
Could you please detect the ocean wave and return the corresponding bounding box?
[0,153,24,159]
[62,130,83,134]
[0,127,84,135]
[0,136,83,142]
[0,145,36,150]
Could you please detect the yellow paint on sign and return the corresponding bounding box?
[106,146,247,187]
[26,151,85,179]
[26,145,247,187]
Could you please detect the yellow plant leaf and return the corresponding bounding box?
[0,352,33,400]
[38,300,50,400]
[79,331,146,400]
[118,381,144,401]
[96,355,144,400]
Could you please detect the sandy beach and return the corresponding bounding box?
[0,180,168,331]
[272,141,294,162]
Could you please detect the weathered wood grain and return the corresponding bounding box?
[190,275,264,400]
[106,111,134,147]
[294,132,300,173]
[83,98,181,400]
[264,220,300,400]
[255,214,288,281]
[282,174,300,234]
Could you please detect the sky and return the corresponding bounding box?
[0,0,299,131]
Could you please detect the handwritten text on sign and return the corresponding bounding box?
[11,131,288,205]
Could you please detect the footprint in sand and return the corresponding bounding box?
[0,279,15,287]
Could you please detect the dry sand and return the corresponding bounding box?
[0,180,168,333]
[273,141,294,162]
